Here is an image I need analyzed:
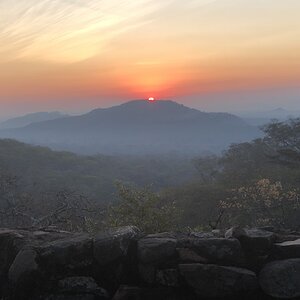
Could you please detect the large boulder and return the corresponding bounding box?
[177,248,208,263]
[8,248,39,285]
[0,230,28,279]
[259,259,300,298]
[8,248,42,300]
[93,226,140,266]
[273,239,300,259]
[180,263,259,298]
[38,234,93,275]
[138,238,177,265]
[226,227,276,255]
[178,237,243,265]
[138,237,177,285]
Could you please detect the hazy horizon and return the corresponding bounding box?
[1,89,300,121]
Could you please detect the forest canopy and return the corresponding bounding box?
[0,119,300,232]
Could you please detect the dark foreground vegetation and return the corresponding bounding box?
[0,118,300,233]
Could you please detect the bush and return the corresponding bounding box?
[220,179,300,229]
[107,182,181,233]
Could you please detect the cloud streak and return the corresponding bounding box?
[0,0,173,63]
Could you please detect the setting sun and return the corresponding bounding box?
[148,97,155,101]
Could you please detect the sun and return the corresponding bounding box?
[148,97,155,101]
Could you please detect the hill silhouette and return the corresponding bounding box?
[0,111,68,129]
[0,100,261,154]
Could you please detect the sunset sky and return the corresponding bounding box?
[0,0,300,118]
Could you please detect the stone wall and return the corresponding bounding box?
[0,226,299,299]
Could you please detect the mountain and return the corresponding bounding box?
[0,100,261,154]
[0,111,68,129]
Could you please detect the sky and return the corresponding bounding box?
[0,0,300,118]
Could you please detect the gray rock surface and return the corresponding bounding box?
[274,238,300,259]
[0,226,298,299]
[259,259,300,299]
[180,263,259,297]
[138,237,177,265]
[94,226,140,265]
[179,237,243,265]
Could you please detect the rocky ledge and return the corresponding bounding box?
[0,226,300,299]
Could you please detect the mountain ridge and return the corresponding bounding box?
[0,100,261,154]
[0,111,68,129]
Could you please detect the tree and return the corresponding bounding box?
[0,173,103,231]
[107,182,181,233]
[220,179,300,229]
[262,118,300,166]
[193,155,220,184]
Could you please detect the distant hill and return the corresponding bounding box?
[0,111,68,129]
[0,100,261,154]
[0,139,197,201]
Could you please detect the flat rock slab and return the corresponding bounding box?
[178,238,243,265]
[259,259,300,299]
[38,235,93,273]
[274,239,300,259]
[179,263,258,298]
[138,238,177,265]
[226,227,276,255]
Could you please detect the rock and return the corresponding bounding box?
[112,285,182,300]
[145,232,177,239]
[179,237,243,265]
[177,248,208,263]
[259,259,300,298]
[32,230,72,243]
[211,229,224,238]
[180,263,259,298]
[1,227,300,299]
[45,295,97,300]
[138,264,156,284]
[226,227,276,255]
[190,232,214,238]
[275,234,300,243]
[8,248,38,285]
[112,285,141,300]
[138,238,177,265]
[38,234,93,274]
[8,248,41,300]
[273,239,300,259]
[257,226,275,232]
[156,269,179,287]
[58,276,109,298]
[93,226,140,266]
[0,230,28,280]
[225,226,247,239]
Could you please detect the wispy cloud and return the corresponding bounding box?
[0,0,173,63]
